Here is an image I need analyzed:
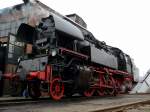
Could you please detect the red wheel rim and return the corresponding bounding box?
[50,78,64,100]
[84,88,95,97]
[115,80,121,94]
[98,75,105,96]
[107,76,115,95]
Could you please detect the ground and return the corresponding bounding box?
[125,105,150,112]
[0,94,150,112]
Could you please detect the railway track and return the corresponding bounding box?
[0,95,109,107]
[91,99,150,112]
[0,94,150,112]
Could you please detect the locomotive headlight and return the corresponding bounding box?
[51,49,57,56]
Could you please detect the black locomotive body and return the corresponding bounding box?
[15,13,134,100]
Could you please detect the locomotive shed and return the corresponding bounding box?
[0,94,150,112]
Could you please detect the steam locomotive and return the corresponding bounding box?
[15,13,134,100]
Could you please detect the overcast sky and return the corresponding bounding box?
[1,0,150,77]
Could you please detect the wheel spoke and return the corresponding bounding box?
[97,88,104,96]
[107,88,115,95]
